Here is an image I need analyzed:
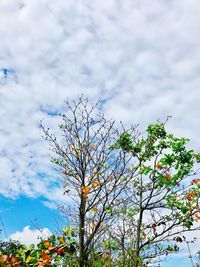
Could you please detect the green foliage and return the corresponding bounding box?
[110,131,134,151]
[0,240,23,256]
[110,121,200,265]
[0,227,78,267]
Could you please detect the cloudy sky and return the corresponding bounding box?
[0,0,200,265]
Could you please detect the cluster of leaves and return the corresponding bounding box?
[0,227,78,267]
[0,240,23,257]
[106,122,200,266]
[115,123,200,225]
[0,233,131,267]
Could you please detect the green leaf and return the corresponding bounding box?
[121,207,126,215]
[180,206,188,214]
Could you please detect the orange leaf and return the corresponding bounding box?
[38,251,52,266]
[81,185,91,197]
[43,241,50,249]
[156,162,161,169]
[92,180,101,188]
[142,231,147,238]
[192,178,200,184]
[165,172,171,181]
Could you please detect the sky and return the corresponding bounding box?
[0,0,200,266]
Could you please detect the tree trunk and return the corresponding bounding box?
[121,219,126,266]
[135,209,143,267]
[121,236,126,266]
[79,197,86,267]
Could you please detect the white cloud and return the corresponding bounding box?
[9,226,52,246]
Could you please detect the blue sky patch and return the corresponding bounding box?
[0,196,59,238]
